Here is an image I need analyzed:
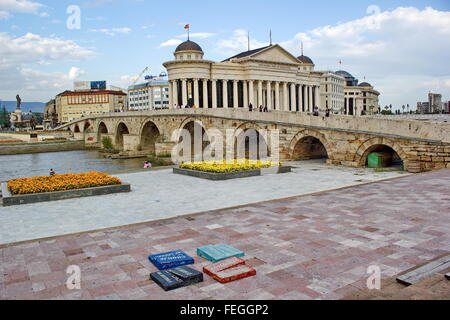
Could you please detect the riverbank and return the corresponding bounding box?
[0,141,85,155]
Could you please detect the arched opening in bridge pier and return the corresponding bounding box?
[234,129,270,160]
[97,122,108,144]
[140,121,161,154]
[74,124,80,133]
[361,144,402,169]
[178,121,210,162]
[84,122,91,132]
[115,123,129,151]
[292,136,328,161]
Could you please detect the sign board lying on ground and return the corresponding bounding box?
[149,250,195,270]
[150,266,203,291]
[197,244,244,262]
[203,256,256,283]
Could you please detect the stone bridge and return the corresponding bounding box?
[57,109,450,173]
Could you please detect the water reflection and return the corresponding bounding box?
[0,150,150,182]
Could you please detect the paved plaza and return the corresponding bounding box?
[0,160,408,245]
[0,168,449,300]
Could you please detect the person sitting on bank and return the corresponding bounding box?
[49,169,56,176]
[143,161,152,169]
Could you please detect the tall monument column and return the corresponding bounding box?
[222,79,228,108]
[275,82,280,110]
[266,81,272,110]
[233,80,239,108]
[181,79,188,106]
[290,83,297,112]
[248,80,254,106]
[193,78,200,107]
[212,80,217,108]
[202,79,209,109]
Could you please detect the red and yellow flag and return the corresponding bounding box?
[184,24,190,29]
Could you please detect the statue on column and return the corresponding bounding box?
[16,94,21,110]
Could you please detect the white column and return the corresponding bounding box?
[315,85,321,112]
[193,78,199,107]
[212,80,217,108]
[298,85,303,112]
[202,79,209,109]
[282,82,288,111]
[173,80,178,106]
[257,80,263,108]
[290,83,296,112]
[248,80,254,107]
[181,79,188,106]
[308,86,313,112]
[243,80,248,108]
[222,79,228,108]
[266,81,272,110]
[168,81,173,108]
[233,80,239,108]
[275,81,280,110]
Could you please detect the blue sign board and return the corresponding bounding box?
[197,244,244,263]
[90,81,106,90]
[149,250,194,270]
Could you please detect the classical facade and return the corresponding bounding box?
[319,71,345,114]
[163,41,324,112]
[336,70,380,115]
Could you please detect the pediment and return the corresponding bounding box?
[250,45,301,65]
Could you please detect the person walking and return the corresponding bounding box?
[249,103,253,112]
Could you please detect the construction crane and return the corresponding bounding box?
[130,67,149,87]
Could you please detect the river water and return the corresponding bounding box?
[0,150,150,182]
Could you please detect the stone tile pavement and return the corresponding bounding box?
[0,160,408,245]
[1,169,449,300]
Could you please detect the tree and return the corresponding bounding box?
[0,106,10,128]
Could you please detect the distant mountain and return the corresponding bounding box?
[0,101,46,113]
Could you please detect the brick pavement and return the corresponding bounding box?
[1,169,449,300]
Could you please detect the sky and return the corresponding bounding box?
[0,0,449,110]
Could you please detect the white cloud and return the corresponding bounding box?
[88,27,132,36]
[215,29,267,56]
[159,39,182,48]
[0,10,10,19]
[214,7,450,107]
[0,0,43,13]
[0,32,94,101]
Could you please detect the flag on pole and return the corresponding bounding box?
[184,24,190,29]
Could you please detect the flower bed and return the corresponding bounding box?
[7,171,122,195]
[179,159,281,173]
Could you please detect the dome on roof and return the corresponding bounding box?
[175,40,203,53]
[359,82,372,87]
[336,70,354,78]
[297,55,314,64]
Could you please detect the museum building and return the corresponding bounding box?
[163,40,380,115]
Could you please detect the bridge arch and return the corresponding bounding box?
[115,122,130,151]
[83,121,92,133]
[74,124,81,133]
[140,120,161,153]
[97,121,108,144]
[232,122,270,160]
[355,137,407,168]
[176,119,210,161]
[289,129,332,161]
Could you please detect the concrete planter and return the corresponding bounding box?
[173,166,291,181]
[1,182,131,207]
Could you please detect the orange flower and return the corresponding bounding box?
[7,172,122,195]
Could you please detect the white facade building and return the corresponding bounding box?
[128,79,170,111]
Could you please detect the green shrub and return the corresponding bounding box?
[102,136,113,150]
